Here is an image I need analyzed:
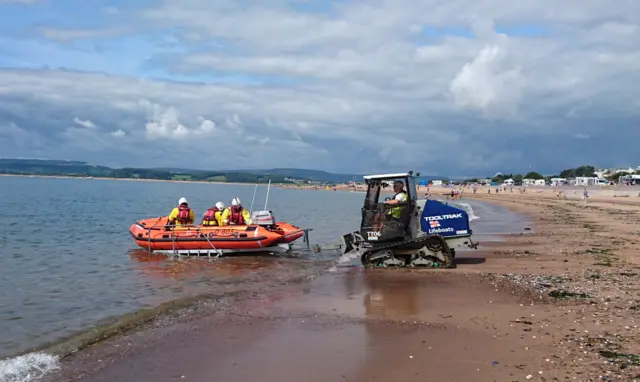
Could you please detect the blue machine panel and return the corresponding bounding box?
[420,200,471,237]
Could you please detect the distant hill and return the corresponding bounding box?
[2,159,439,184]
[228,168,363,183]
[150,167,363,182]
[0,158,113,176]
[0,159,294,184]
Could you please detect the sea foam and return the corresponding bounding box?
[0,352,59,382]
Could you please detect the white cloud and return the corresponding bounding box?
[102,6,119,15]
[73,117,97,129]
[140,100,217,140]
[449,37,526,119]
[0,0,639,174]
[40,27,126,42]
[110,129,126,137]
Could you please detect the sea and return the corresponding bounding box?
[0,176,530,381]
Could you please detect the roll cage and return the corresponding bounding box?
[359,171,419,239]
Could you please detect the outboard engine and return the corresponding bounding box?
[251,210,276,226]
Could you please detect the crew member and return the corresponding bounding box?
[167,197,195,228]
[384,180,408,219]
[222,197,253,225]
[201,202,225,226]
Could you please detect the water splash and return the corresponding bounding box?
[334,251,361,265]
[449,202,480,221]
[0,352,59,382]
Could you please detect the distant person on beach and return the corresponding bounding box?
[167,197,195,228]
[201,202,225,226]
[583,188,589,204]
[222,197,253,225]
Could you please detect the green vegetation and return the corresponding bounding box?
[524,171,544,180]
[0,159,307,184]
[558,165,596,178]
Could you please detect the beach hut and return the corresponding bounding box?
[575,177,597,186]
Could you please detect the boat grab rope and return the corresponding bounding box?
[142,216,223,258]
[168,225,222,258]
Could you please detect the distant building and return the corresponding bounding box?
[620,174,640,185]
[595,167,638,178]
[431,180,443,186]
[575,177,597,186]
[503,178,514,186]
[550,178,567,186]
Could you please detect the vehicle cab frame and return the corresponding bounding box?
[360,171,420,241]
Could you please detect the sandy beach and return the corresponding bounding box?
[40,188,640,381]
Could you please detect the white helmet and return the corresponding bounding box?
[231,197,241,206]
[178,197,188,205]
[215,202,225,210]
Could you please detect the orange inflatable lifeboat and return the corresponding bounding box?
[129,210,306,256]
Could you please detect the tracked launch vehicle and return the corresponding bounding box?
[341,171,478,268]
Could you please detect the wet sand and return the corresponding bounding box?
[47,271,554,382]
[43,192,640,381]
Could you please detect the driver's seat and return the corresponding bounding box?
[378,200,411,241]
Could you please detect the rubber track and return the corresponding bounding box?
[361,234,455,268]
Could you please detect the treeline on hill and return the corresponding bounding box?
[463,165,598,184]
[0,159,294,184]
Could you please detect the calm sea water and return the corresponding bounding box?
[0,176,527,360]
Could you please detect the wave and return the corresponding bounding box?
[0,352,59,382]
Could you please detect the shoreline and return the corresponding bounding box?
[0,173,274,187]
[0,173,363,191]
[6,193,640,381]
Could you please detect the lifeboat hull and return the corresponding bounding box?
[271,222,306,244]
[129,217,305,255]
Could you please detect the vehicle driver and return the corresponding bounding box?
[384,180,408,219]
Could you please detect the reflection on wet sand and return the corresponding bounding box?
[127,249,329,307]
[338,268,427,320]
[361,270,421,319]
[128,249,281,280]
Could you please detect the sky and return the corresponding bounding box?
[0,0,638,177]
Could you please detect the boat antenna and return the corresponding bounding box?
[249,182,259,214]
[263,179,272,211]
